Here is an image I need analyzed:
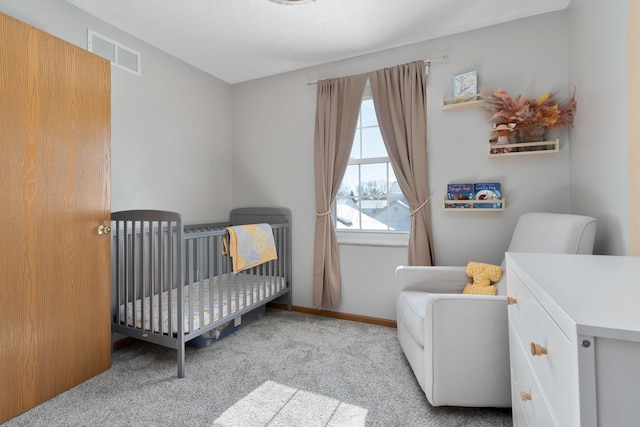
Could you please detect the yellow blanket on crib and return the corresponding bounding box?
[225,223,278,273]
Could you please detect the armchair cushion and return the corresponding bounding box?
[397,291,430,346]
[395,266,468,295]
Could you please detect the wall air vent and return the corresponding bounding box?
[88,29,141,76]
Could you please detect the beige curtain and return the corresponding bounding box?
[369,61,434,265]
[312,74,368,309]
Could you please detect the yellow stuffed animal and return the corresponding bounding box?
[462,261,502,295]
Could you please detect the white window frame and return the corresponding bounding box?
[337,229,409,247]
[335,87,409,247]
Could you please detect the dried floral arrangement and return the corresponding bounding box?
[483,88,577,139]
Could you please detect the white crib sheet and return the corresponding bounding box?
[119,273,285,335]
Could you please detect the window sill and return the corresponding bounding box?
[336,231,409,247]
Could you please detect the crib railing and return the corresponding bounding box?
[110,208,291,377]
[111,211,290,343]
[111,211,183,344]
[181,223,290,333]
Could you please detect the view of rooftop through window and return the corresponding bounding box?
[334,95,410,232]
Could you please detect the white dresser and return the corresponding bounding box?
[506,253,640,427]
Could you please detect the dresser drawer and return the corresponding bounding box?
[509,323,556,426]
[507,269,580,426]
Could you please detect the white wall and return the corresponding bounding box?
[5,1,627,321]
[567,0,630,256]
[232,11,572,320]
[427,13,571,266]
[0,0,233,224]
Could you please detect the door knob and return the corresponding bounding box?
[97,223,111,235]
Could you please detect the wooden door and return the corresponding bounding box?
[0,12,111,423]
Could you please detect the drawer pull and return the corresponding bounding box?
[530,342,548,356]
[506,296,518,305]
[520,391,532,401]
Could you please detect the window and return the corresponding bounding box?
[334,89,410,242]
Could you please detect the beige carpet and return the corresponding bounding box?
[213,380,367,427]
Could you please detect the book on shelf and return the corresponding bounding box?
[473,182,502,208]
[446,183,474,208]
[452,70,478,98]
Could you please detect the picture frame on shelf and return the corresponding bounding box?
[453,70,478,98]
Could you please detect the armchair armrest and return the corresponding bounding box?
[423,293,511,407]
[395,265,468,295]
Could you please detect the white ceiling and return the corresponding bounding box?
[64,0,571,84]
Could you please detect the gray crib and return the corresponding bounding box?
[111,207,292,378]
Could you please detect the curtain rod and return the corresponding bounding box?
[306,55,449,86]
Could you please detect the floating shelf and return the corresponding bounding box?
[442,94,483,110]
[488,139,559,157]
[443,198,506,211]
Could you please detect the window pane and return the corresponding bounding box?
[389,168,410,231]
[351,130,361,160]
[388,199,411,231]
[360,98,377,127]
[359,163,389,230]
[336,165,361,230]
[340,164,360,197]
[360,163,387,198]
[335,196,359,230]
[361,127,386,158]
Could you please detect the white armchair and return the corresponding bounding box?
[396,212,597,407]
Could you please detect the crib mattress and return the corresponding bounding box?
[119,273,285,335]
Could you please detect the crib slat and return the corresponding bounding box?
[114,220,122,325]
[208,236,214,328]
[166,221,175,342]
[187,239,194,335]
[156,221,163,335]
[278,226,284,286]
[246,267,252,308]
[235,268,241,313]
[131,220,138,331]
[123,221,128,327]
[197,235,205,331]
[216,235,224,322]
[141,221,147,333]
[259,265,263,300]
[227,264,232,316]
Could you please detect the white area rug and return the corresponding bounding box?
[213,381,367,427]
